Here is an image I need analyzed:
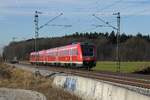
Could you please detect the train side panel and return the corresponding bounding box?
[46,48,57,64]
[39,50,46,64]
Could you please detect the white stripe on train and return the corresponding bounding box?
[30,61,83,64]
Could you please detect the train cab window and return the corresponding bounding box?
[81,45,94,56]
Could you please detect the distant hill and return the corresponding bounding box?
[0,46,3,55]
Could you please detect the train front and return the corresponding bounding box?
[80,43,96,69]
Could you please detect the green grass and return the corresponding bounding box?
[93,61,150,73]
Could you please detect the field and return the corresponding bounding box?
[0,63,81,100]
[93,61,150,73]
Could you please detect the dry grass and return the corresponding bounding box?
[0,63,81,100]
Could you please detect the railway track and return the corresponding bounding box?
[44,67,150,89]
[66,70,150,89]
[11,62,150,89]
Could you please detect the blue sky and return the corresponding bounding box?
[0,0,150,48]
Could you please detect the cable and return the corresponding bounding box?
[122,8,150,20]
[93,14,118,30]
[97,0,123,12]
[47,24,72,27]
[94,0,102,11]
[39,13,63,29]
[78,25,100,33]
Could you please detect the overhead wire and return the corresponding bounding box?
[122,8,150,20]
[97,0,123,12]
[92,0,124,30]
[92,0,149,30]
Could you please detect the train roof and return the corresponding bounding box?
[30,42,94,55]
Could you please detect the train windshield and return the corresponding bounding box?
[81,45,94,56]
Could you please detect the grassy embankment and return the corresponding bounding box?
[93,61,150,73]
[0,63,81,100]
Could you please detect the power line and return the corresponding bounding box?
[97,0,123,12]
[39,13,63,29]
[47,24,72,27]
[93,14,118,30]
[122,8,150,19]
[93,0,149,18]
[80,26,99,33]
[94,0,102,12]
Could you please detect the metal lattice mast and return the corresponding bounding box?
[113,12,120,72]
[34,11,63,66]
[34,11,41,64]
[93,12,121,72]
[34,11,38,55]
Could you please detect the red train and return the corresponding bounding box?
[29,42,96,69]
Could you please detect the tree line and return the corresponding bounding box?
[3,31,150,61]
